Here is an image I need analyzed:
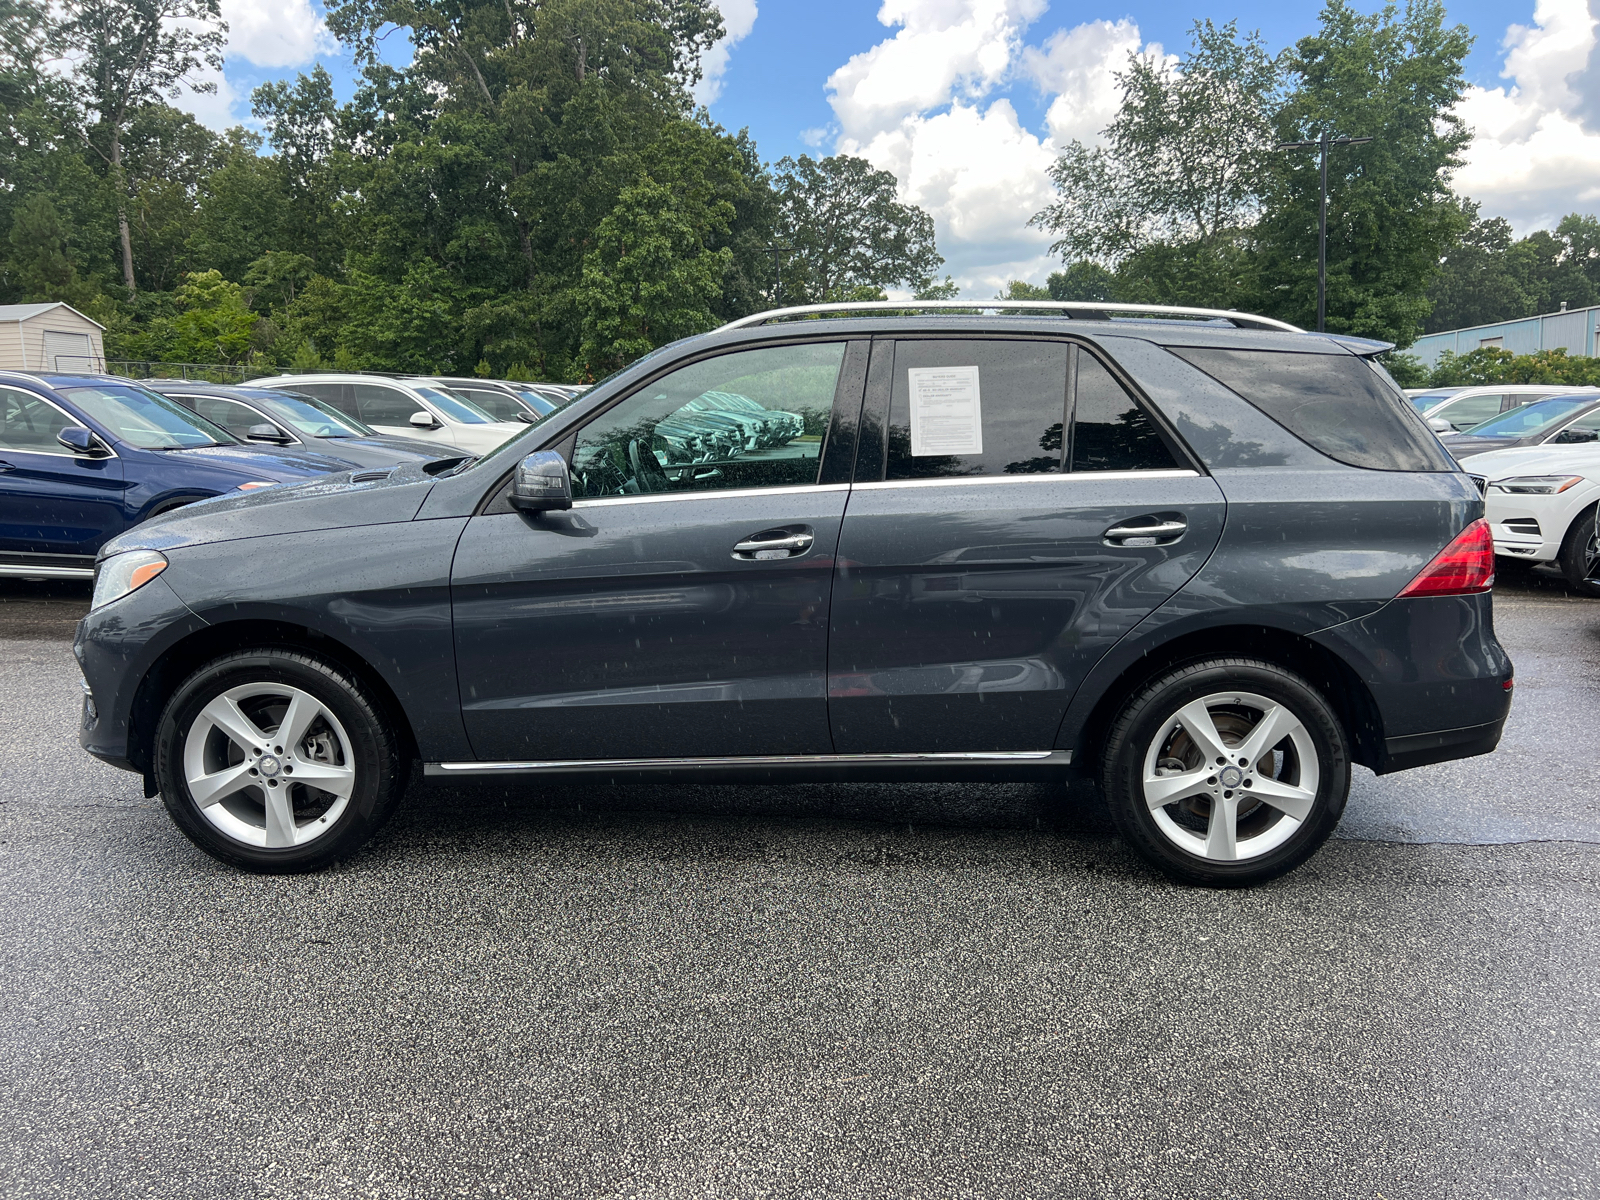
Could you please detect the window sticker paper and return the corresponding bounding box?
[908,365,982,456]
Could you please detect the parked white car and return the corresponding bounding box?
[1473,441,1600,595]
[1417,384,1598,433]
[249,374,525,456]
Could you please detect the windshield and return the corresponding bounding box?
[514,389,558,415]
[416,385,495,424]
[260,390,373,437]
[58,383,236,449]
[1460,396,1599,438]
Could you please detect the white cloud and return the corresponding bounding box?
[694,0,758,106]
[826,0,1046,141]
[177,63,246,131]
[824,1,1162,294]
[1456,0,1600,230]
[220,0,335,70]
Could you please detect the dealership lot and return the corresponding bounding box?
[1,574,1596,1198]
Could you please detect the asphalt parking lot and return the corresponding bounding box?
[1,568,1596,1199]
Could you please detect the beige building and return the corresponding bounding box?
[0,302,106,373]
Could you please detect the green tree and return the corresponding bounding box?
[1254,0,1473,344]
[1031,20,1281,268]
[6,192,97,306]
[773,154,942,302]
[1047,263,1116,302]
[50,0,226,295]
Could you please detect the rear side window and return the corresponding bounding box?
[1170,348,1453,472]
[884,340,1180,480]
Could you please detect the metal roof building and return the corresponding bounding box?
[1410,302,1600,368]
[0,302,106,373]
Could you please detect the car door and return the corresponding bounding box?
[181,394,293,444]
[0,385,126,557]
[827,337,1226,754]
[451,339,867,761]
[347,383,446,445]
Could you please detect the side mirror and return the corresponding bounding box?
[1427,417,1453,433]
[410,411,438,429]
[1554,428,1599,444]
[508,450,572,514]
[57,426,105,456]
[247,423,291,443]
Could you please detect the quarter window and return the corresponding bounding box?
[570,342,844,499]
[0,386,74,454]
[1071,351,1180,472]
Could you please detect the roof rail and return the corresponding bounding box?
[716,299,1302,334]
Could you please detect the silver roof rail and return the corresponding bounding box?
[716,299,1302,334]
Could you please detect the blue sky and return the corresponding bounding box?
[193,0,1600,293]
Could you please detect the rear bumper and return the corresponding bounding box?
[1380,718,1507,774]
[1312,592,1513,775]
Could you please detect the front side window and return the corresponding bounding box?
[883,339,1178,480]
[351,384,425,427]
[56,383,234,449]
[260,391,371,437]
[0,386,74,453]
[187,396,274,439]
[1437,394,1504,430]
[570,342,844,499]
[414,386,494,424]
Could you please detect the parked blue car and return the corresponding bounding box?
[0,373,353,579]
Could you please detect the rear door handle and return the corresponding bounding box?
[1104,517,1187,546]
[733,527,815,560]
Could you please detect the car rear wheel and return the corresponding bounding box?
[1101,658,1350,887]
[154,650,404,872]
[1557,502,1600,598]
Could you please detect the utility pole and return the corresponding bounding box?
[766,244,794,305]
[1276,133,1372,332]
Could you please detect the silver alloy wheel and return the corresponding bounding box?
[1140,689,1320,862]
[182,682,356,849]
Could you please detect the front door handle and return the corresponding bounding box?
[733,527,815,560]
[1104,516,1187,546]
[0,460,13,473]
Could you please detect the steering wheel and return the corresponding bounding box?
[628,438,661,494]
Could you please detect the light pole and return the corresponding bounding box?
[1276,133,1372,332]
[766,244,794,305]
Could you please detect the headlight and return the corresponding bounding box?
[1488,475,1586,494]
[235,481,278,491]
[92,550,168,609]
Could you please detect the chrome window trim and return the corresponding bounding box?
[427,749,1071,775]
[853,469,1200,492]
[573,482,852,508]
[0,385,119,460]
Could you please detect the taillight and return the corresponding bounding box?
[1397,518,1495,598]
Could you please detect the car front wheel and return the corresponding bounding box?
[1101,658,1350,887]
[154,650,404,872]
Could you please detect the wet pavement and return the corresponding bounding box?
[1,568,1596,1198]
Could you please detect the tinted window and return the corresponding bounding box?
[449,386,523,423]
[1071,351,1180,472]
[886,340,1069,479]
[351,384,424,427]
[571,342,843,499]
[1171,348,1452,472]
[414,386,493,424]
[187,395,274,438]
[1436,394,1504,430]
[286,382,358,418]
[0,386,74,453]
[57,383,235,449]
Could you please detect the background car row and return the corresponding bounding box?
[0,371,581,577]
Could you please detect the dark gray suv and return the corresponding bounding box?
[75,302,1513,885]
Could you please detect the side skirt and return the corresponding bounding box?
[425,750,1075,785]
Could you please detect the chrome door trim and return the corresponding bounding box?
[850,469,1200,492]
[426,749,1072,775]
[573,482,853,508]
[0,562,95,579]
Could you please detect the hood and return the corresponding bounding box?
[1457,443,1600,480]
[99,460,439,558]
[168,442,360,479]
[1441,435,1526,460]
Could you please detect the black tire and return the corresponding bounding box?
[1557,502,1600,598]
[1101,657,1351,887]
[154,649,404,872]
